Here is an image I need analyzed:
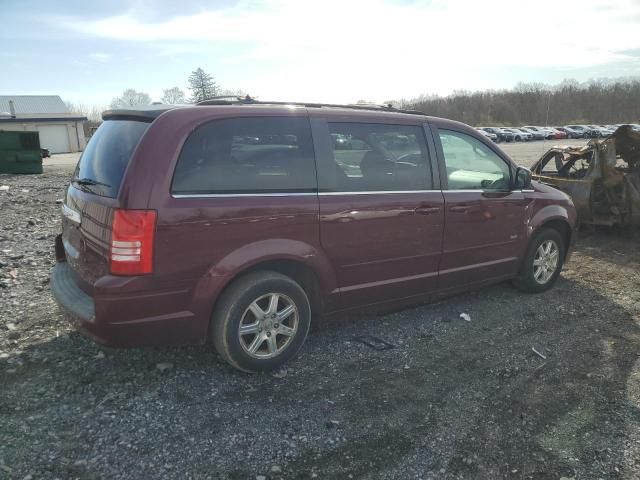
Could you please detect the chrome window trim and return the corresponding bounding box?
[172,192,316,198]
[172,190,444,198]
[443,190,484,193]
[318,190,439,195]
[171,188,530,198]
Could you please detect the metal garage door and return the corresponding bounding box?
[38,125,70,153]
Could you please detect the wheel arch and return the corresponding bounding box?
[538,219,572,258]
[193,239,336,340]
[237,258,325,315]
[529,207,574,260]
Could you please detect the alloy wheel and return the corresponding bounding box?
[238,293,299,359]
[533,240,559,285]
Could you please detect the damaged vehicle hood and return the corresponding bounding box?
[530,125,640,226]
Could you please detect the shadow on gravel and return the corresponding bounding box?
[2,235,640,479]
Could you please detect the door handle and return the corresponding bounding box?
[449,205,470,213]
[414,206,441,215]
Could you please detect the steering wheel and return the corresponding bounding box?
[395,153,420,166]
[481,177,508,190]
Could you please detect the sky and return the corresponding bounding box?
[2,0,640,108]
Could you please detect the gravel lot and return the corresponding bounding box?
[1,159,640,480]
[500,139,590,167]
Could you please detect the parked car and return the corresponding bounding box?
[501,128,529,142]
[51,101,577,372]
[481,127,514,143]
[543,127,567,140]
[587,125,615,137]
[476,128,498,142]
[331,133,352,149]
[566,125,598,138]
[555,126,582,139]
[513,128,534,141]
[531,125,640,227]
[523,126,554,140]
[520,127,546,140]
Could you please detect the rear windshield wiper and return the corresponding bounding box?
[72,177,111,188]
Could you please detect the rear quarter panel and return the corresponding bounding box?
[131,107,332,341]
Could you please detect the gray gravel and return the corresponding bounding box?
[1,167,640,479]
[499,138,590,167]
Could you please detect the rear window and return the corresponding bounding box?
[73,120,150,198]
[171,117,316,194]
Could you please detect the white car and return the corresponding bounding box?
[476,128,498,142]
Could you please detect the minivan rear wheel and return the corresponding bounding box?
[513,228,565,293]
[211,271,311,372]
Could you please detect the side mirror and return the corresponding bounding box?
[514,166,532,190]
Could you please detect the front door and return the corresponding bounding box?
[312,119,444,311]
[433,127,530,289]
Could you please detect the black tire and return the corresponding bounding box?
[211,271,311,372]
[513,228,565,293]
[583,133,589,139]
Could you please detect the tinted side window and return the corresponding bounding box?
[438,129,511,191]
[172,117,316,194]
[324,123,432,192]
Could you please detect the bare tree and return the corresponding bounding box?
[161,87,186,104]
[404,77,640,126]
[188,68,218,102]
[87,105,104,123]
[64,101,105,122]
[110,89,152,109]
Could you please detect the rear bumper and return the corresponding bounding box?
[50,261,207,347]
[51,262,96,322]
[50,261,108,344]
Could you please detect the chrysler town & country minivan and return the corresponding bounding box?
[51,99,577,372]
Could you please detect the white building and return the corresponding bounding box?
[0,95,87,153]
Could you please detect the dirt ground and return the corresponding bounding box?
[1,163,639,480]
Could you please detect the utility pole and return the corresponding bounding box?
[545,90,551,126]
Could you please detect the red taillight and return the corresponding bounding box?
[110,209,157,275]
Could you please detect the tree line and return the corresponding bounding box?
[64,67,242,121]
[66,74,640,127]
[394,78,640,126]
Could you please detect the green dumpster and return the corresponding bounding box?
[0,130,43,174]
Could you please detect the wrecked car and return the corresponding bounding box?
[531,125,640,226]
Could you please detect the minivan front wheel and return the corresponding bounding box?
[211,271,311,372]
[513,228,565,293]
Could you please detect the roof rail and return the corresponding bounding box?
[196,95,427,116]
[197,95,257,105]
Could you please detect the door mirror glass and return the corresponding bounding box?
[514,166,532,190]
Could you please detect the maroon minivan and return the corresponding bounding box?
[51,99,577,372]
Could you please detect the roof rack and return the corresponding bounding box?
[196,95,427,117]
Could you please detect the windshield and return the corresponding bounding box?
[73,120,150,197]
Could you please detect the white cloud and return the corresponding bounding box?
[60,0,640,101]
[89,52,112,62]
